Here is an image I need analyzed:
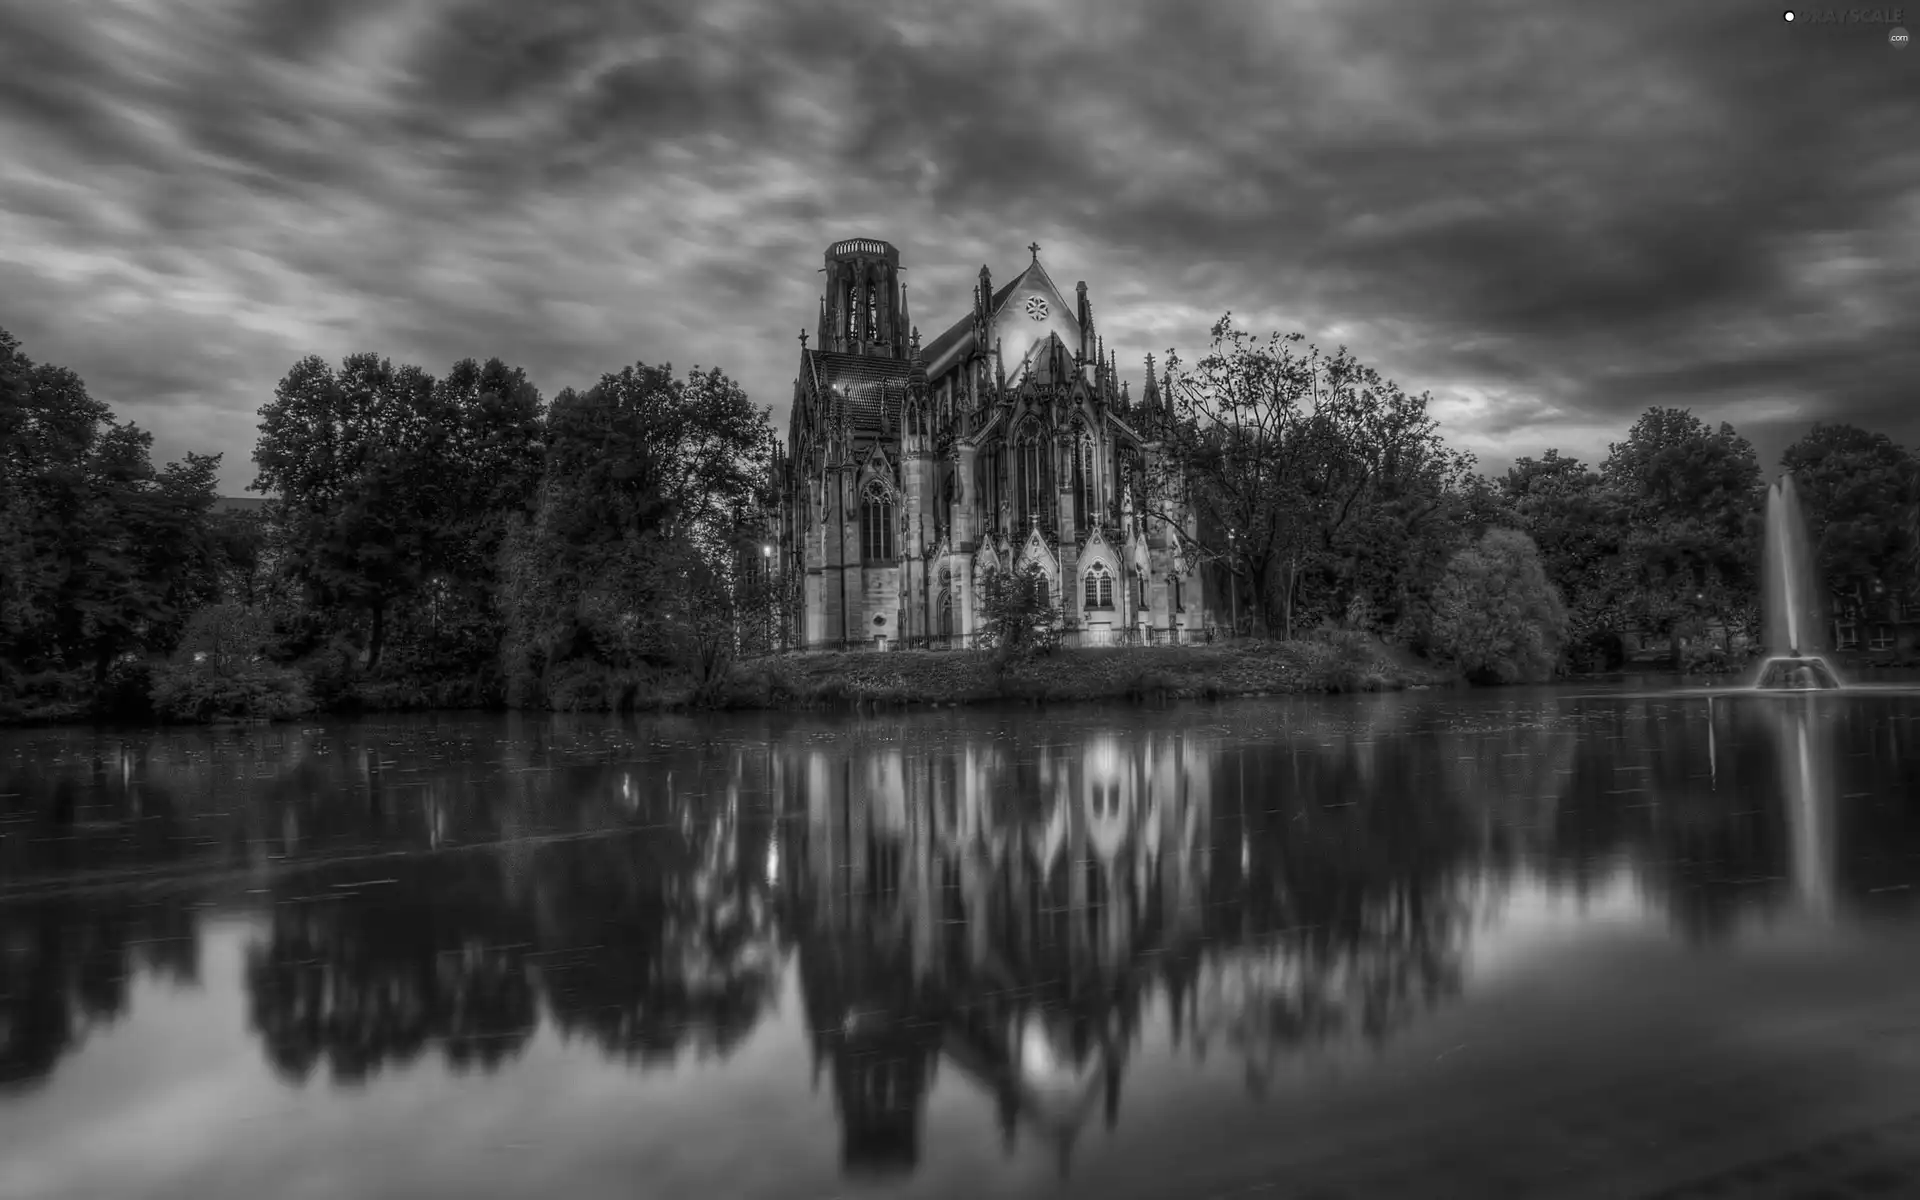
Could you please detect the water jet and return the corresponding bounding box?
[1755,474,1843,691]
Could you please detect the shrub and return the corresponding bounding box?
[1429,529,1570,685]
[973,563,1063,666]
[151,660,314,722]
[150,603,316,722]
[93,658,158,721]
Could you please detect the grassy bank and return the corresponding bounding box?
[718,635,1451,712]
[0,634,1452,726]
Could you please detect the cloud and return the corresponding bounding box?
[1,0,1915,490]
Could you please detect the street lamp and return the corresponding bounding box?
[1227,531,1239,638]
[762,544,773,651]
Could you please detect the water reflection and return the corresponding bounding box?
[2,693,1919,1193]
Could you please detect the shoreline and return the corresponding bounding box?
[0,639,1455,728]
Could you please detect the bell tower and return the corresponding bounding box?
[819,238,908,359]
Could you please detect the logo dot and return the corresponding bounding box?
[1783,9,1795,19]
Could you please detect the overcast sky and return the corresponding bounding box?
[3,0,1916,494]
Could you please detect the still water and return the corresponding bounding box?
[3,689,1920,1200]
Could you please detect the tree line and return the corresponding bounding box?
[2,316,1917,721]
[1149,315,1920,679]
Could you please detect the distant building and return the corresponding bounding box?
[212,496,269,515]
[774,238,1213,651]
[1832,584,1919,658]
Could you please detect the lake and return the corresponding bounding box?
[4,687,1920,1200]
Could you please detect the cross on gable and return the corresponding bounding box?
[1028,241,1041,261]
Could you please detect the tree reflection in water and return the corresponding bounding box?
[0,749,199,1093]
[2,695,1919,1185]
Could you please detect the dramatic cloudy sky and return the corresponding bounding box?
[3,0,1916,494]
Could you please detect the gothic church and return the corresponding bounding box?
[776,238,1211,651]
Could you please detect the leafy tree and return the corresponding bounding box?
[1429,529,1570,684]
[497,363,773,708]
[972,562,1061,662]
[1152,316,1465,640]
[1501,451,1628,667]
[1147,318,1323,638]
[1780,423,1920,612]
[149,603,314,722]
[253,354,546,677]
[0,328,223,702]
[1602,409,1763,665]
[252,353,447,669]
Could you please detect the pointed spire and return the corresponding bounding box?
[1142,353,1161,425]
[816,295,828,348]
[1120,378,1132,412]
[899,285,912,358]
[994,337,1007,394]
[908,326,927,393]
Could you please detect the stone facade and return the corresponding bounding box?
[775,238,1210,650]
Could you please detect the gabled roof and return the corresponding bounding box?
[1008,332,1078,388]
[925,256,1074,380]
[921,275,1019,375]
[806,350,912,434]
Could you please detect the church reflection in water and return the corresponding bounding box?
[4,696,1919,1185]
[784,732,1213,1176]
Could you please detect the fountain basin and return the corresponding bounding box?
[1754,656,1843,691]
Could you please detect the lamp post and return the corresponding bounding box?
[1227,530,1239,639]
[762,544,773,653]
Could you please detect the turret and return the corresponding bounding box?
[820,238,907,358]
[908,327,928,394]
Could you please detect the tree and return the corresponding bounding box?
[0,328,224,703]
[1429,529,1570,684]
[1146,318,1322,638]
[1152,315,1465,640]
[1501,451,1628,666]
[1780,423,1920,612]
[252,353,448,669]
[253,353,547,676]
[1602,409,1763,665]
[497,363,773,708]
[972,562,1061,662]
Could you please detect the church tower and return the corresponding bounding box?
[818,238,910,359]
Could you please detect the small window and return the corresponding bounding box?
[1869,624,1895,652]
[1084,562,1114,609]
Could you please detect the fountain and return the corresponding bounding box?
[1754,474,1843,691]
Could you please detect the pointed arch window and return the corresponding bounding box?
[1073,432,1097,537]
[845,282,858,341]
[1084,561,1114,609]
[1170,572,1184,612]
[1015,423,1047,530]
[937,568,954,638]
[977,445,1004,536]
[861,481,894,562]
[866,281,879,341]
